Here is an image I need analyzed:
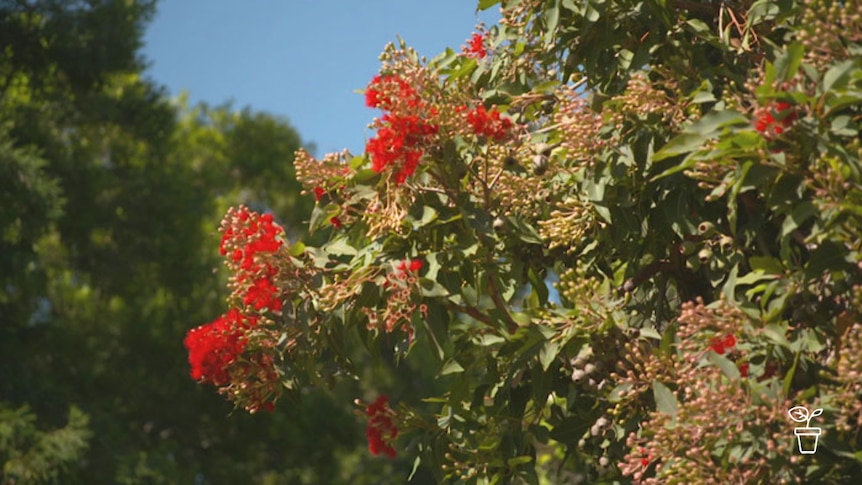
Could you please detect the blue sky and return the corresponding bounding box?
[142,1,499,157]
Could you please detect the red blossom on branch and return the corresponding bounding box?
[397,258,423,273]
[366,114,438,184]
[465,105,513,141]
[365,395,398,458]
[219,206,286,314]
[243,268,283,312]
[184,309,258,386]
[709,333,737,355]
[312,186,326,201]
[754,101,797,137]
[365,74,420,110]
[463,32,488,59]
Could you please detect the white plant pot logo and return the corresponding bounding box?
[788,406,823,455]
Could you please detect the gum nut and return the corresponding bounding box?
[599,456,610,467]
[698,221,716,236]
[583,363,596,374]
[532,154,549,175]
[698,247,713,263]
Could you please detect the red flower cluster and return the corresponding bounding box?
[244,264,282,312]
[364,74,438,184]
[463,32,487,59]
[709,333,737,355]
[184,309,259,386]
[219,207,285,313]
[365,74,419,110]
[465,105,513,142]
[312,186,326,201]
[398,258,423,273]
[754,101,797,137]
[220,207,284,273]
[366,395,398,458]
[366,113,438,184]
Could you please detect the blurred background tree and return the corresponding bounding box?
[0,0,416,482]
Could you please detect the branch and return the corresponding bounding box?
[445,302,497,328]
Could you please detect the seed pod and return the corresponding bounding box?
[698,221,717,236]
[698,247,713,263]
[532,154,548,175]
[718,235,734,251]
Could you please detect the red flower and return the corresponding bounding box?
[465,105,512,142]
[366,113,437,183]
[330,216,343,229]
[709,333,737,355]
[184,309,258,386]
[641,458,650,467]
[365,74,418,110]
[738,362,749,378]
[463,32,487,59]
[396,258,423,274]
[220,207,284,274]
[365,395,398,458]
[243,272,283,312]
[754,101,796,137]
[313,186,326,201]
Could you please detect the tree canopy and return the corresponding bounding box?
[188,0,862,483]
[1,1,401,483]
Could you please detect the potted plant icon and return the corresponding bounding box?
[788,406,823,454]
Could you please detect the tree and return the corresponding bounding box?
[191,0,862,483]
[3,1,403,483]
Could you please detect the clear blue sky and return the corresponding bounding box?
[142,1,499,157]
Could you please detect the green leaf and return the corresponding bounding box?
[749,256,783,275]
[323,237,357,256]
[708,351,741,380]
[288,241,306,257]
[477,0,500,11]
[441,359,465,375]
[544,0,561,44]
[652,110,748,164]
[507,216,544,244]
[539,340,560,371]
[527,268,549,306]
[449,58,478,80]
[653,381,678,418]
[408,455,422,481]
[774,43,805,83]
[823,59,857,92]
[763,323,791,348]
[507,456,533,466]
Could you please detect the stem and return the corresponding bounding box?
[445,302,496,328]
